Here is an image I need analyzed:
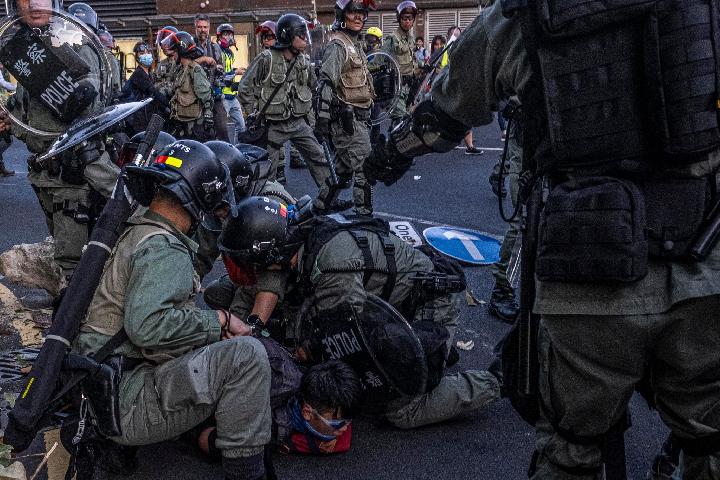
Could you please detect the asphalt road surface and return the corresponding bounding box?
[0,121,667,479]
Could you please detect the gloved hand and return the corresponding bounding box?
[364,134,413,187]
[203,112,214,131]
[314,117,330,143]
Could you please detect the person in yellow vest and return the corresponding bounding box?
[316,0,377,216]
[363,26,383,54]
[217,23,247,145]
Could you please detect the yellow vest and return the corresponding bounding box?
[222,51,237,96]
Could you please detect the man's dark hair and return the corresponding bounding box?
[415,36,423,43]
[300,360,361,416]
[194,13,210,24]
[447,25,460,36]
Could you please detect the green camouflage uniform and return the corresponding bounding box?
[10,44,119,278]
[238,49,332,203]
[489,118,522,289]
[431,3,720,478]
[301,228,499,429]
[74,210,271,458]
[168,62,214,141]
[383,26,418,122]
[318,31,375,215]
[154,57,178,94]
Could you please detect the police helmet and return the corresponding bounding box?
[68,2,99,32]
[116,131,177,168]
[205,141,255,200]
[334,0,375,29]
[97,28,115,49]
[156,25,178,47]
[5,0,63,15]
[396,0,417,21]
[160,31,204,59]
[255,20,277,36]
[218,197,292,268]
[124,140,235,223]
[275,14,313,50]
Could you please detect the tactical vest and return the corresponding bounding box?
[330,31,374,108]
[170,64,203,122]
[259,49,313,121]
[390,28,416,76]
[155,58,178,89]
[518,0,720,173]
[221,50,237,96]
[83,219,200,362]
[299,214,398,301]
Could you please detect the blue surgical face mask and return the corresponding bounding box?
[138,53,153,67]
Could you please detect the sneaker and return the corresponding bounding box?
[501,130,507,142]
[465,146,485,155]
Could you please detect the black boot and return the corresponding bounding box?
[289,153,306,169]
[488,284,519,323]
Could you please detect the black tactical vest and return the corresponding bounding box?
[516,0,720,174]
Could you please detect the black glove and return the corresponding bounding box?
[203,112,214,131]
[314,117,330,143]
[364,133,413,187]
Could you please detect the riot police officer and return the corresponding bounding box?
[0,0,120,280]
[238,14,335,210]
[160,31,214,141]
[154,26,179,100]
[364,0,720,478]
[216,197,501,429]
[74,140,272,480]
[382,0,421,125]
[315,0,376,216]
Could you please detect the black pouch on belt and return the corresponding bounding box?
[341,104,355,135]
[639,177,711,259]
[80,355,132,438]
[536,176,648,283]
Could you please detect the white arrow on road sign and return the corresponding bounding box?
[443,230,485,261]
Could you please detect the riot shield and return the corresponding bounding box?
[0,7,112,138]
[39,99,152,161]
[296,293,428,411]
[367,51,401,127]
[307,23,332,66]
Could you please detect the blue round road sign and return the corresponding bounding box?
[423,226,500,265]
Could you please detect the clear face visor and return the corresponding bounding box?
[200,163,238,219]
[345,3,369,22]
[159,32,178,51]
[294,23,313,46]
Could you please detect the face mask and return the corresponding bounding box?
[138,53,153,67]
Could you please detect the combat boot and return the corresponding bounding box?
[289,152,306,169]
[488,284,518,323]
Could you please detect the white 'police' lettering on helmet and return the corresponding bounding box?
[40,70,80,112]
[321,330,362,360]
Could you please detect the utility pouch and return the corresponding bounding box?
[59,149,87,185]
[640,177,711,259]
[536,176,648,283]
[81,355,125,438]
[341,105,355,135]
[354,107,371,123]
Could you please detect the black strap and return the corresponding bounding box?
[378,232,397,301]
[349,230,374,287]
[347,229,397,301]
[257,56,299,118]
[92,328,129,363]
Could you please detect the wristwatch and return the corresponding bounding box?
[244,314,268,338]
